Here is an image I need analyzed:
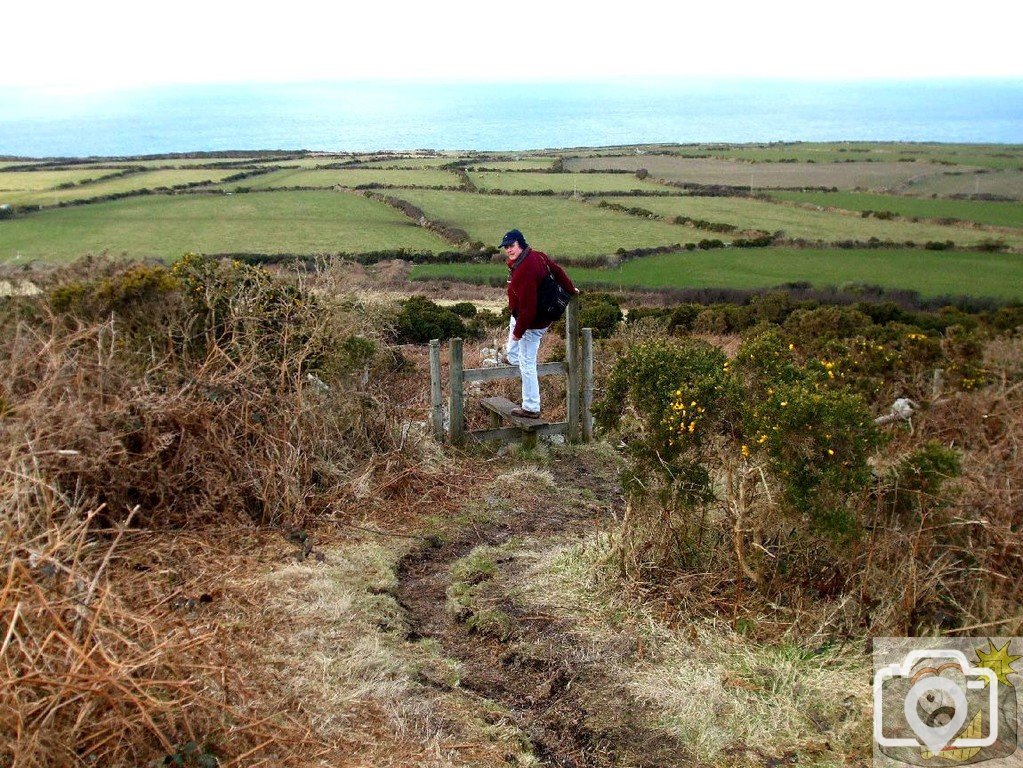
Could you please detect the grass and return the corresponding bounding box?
[467,159,558,171]
[229,167,461,190]
[357,156,458,169]
[1,169,242,206]
[0,190,451,262]
[374,189,708,258]
[469,171,665,193]
[412,246,1023,300]
[509,537,871,766]
[0,169,113,199]
[901,168,1023,199]
[767,190,1023,229]
[703,143,1023,170]
[0,160,46,169]
[564,155,967,191]
[598,195,1023,249]
[109,156,279,168]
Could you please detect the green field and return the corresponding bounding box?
[598,195,1023,249]
[357,156,458,169]
[0,190,450,262]
[768,191,1023,228]
[565,155,976,191]
[2,169,242,206]
[469,171,665,193]
[695,143,1023,170]
[107,157,271,169]
[0,169,117,200]
[227,167,461,190]
[5,145,1023,300]
[467,159,558,171]
[412,247,1023,300]
[0,161,46,169]
[900,168,1023,199]
[379,189,712,257]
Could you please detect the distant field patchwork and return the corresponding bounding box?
[227,167,461,190]
[597,195,1023,249]
[565,155,976,191]
[5,145,1023,300]
[767,191,1023,229]
[701,144,1023,170]
[412,247,1023,300]
[380,189,711,257]
[2,169,241,206]
[357,157,458,169]
[466,159,558,171]
[899,168,1023,199]
[0,190,450,262]
[469,171,665,193]
[0,169,117,200]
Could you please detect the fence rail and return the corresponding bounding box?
[429,297,593,446]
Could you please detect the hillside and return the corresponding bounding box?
[2,249,1022,766]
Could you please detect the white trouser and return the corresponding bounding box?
[506,317,547,413]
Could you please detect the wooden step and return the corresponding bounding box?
[480,396,546,430]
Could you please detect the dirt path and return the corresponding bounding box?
[395,452,695,768]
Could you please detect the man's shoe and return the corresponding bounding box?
[511,407,541,419]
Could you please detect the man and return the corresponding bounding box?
[501,228,579,418]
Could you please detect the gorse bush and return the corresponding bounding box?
[393,295,472,343]
[596,333,881,592]
[734,331,882,536]
[578,292,623,339]
[1,256,422,530]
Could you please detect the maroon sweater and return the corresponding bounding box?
[507,248,577,338]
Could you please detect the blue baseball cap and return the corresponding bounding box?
[500,229,527,248]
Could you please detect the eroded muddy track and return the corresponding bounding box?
[395,458,694,768]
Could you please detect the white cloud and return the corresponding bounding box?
[3,0,1021,90]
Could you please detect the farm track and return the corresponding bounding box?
[395,455,695,768]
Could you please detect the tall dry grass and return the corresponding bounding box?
[0,476,214,766]
[0,257,441,764]
[859,334,1023,634]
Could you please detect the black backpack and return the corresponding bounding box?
[535,258,572,325]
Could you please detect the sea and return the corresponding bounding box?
[1,79,1021,157]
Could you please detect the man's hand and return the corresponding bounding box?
[512,335,522,341]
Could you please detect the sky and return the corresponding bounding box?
[4,0,1023,91]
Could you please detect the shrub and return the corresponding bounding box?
[578,292,623,338]
[48,263,181,341]
[393,295,471,344]
[976,238,1007,252]
[782,306,872,348]
[882,440,962,518]
[449,301,478,318]
[171,253,317,375]
[596,332,882,594]
[667,303,701,333]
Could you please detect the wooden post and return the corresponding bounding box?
[565,298,581,443]
[429,339,444,440]
[449,338,464,444]
[582,327,593,442]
